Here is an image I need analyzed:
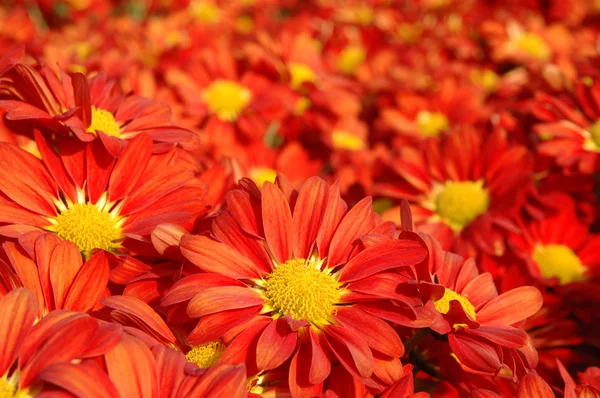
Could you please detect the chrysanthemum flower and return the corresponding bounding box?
[0,132,209,261]
[379,79,488,142]
[0,63,199,155]
[162,176,428,394]
[376,128,532,257]
[0,232,109,316]
[416,238,543,378]
[530,78,600,174]
[509,208,600,285]
[0,288,124,397]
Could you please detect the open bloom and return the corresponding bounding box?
[162,176,428,395]
[416,236,543,379]
[0,63,199,155]
[0,288,124,397]
[530,77,600,174]
[0,132,208,262]
[376,127,533,257]
[509,207,600,285]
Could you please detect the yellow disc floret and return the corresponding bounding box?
[190,1,221,24]
[337,45,366,75]
[263,259,341,327]
[0,378,17,398]
[332,130,364,151]
[202,80,252,122]
[53,202,122,256]
[434,288,476,330]
[515,33,551,61]
[186,340,226,368]
[249,167,277,189]
[416,111,449,138]
[435,180,490,232]
[583,120,600,152]
[87,107,120,137]
[532,244,587,284]
[289,63,317,90]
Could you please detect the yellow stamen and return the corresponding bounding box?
[293,97,311,115]
[186,340,226,368]
[0,376,31,398]
[50,202,123,257]
[514,33,551,61]
[416,111,449,137]
[434,180,490,232]
[470,69,499,92]
[434,288,476,329]
[354,5,374,25]
[289,63,316,90]
[532,244,587,284]
[583,120,600,152]
[236,15,254,34]
[249,167,277,189]
[201,80,252,122]
[337,45,366,75]
[87,107,120,137]
[332,130,364,151]
[190,1,221,24]
[263,259,341,327]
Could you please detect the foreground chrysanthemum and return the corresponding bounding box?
[162,176,428,395]
[0,132,208,261]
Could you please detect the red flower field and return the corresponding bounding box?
[0,1,599,397]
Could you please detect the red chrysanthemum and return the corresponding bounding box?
[0,132,209,261]
[162,176,428,395]
[0,63,199,155]
[376,127,533,257]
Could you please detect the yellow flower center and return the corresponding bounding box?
[515,33,551,61]
[293,97,311,115]
[249,167,277,189]
[87,107,120,137]
[289,63,316,90]
[337,45,366,75]
[397,23,422,43]
[186,340,226,368]
[201,80,252,122]
[263,258,341,327]
[52,202,122,256]
[470,69,499,92]
[435,180,490,232]
[0,377,29,398]
[583,120,600,152]
[416,111,449,137]
[332,130,364,151]
[434,288,476,329]
[354,5,374,25]
[236,15,254,34]
[532,244,587,284]
[190,1,221,24]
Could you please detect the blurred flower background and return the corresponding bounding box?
[0,0,599,397]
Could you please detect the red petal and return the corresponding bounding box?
[292,177,329,259]
[289,342,324,398]
[180,234,260,279]
[465,325,528,348]
[262,182,293,264]
[108,134,152,202]
[308,328,330,384]
[151,345,187,398]
[49,240,83,309]
[255,318,298,370]
[34,130,77,202]
[187,286,264,317]
[448,333,502,374]
[63,251,109,313]
[188,306,260,345]
[0,289,37,376]
[161,274,244,307]
[516,373,554,398]
[3,242,45,314]
[477,286,543,325]
[317,181,348,257]
[86,139,115,204]
[339,240,427,283]
[105,334,158,398]
[327,197,377,268]
[185,363,247,398]
[334,306,404,357]
[325,325,374,378]
[38,362,119,398]
[373,352,404,386]
[101,295,177,346]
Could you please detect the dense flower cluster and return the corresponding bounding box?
[0,0,599,397]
